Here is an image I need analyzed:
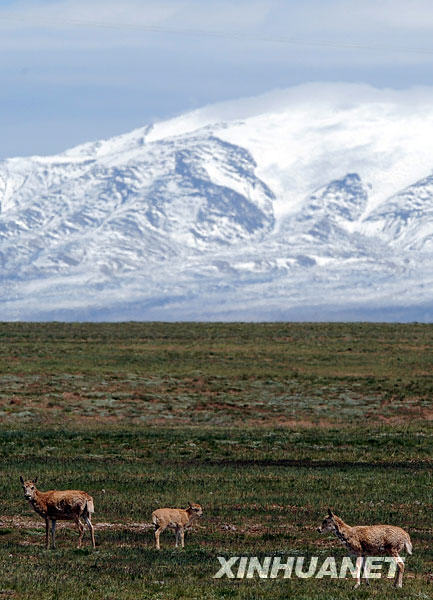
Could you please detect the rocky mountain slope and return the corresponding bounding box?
[1,84,433,321]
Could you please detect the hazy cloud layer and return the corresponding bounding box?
[1,0,433,157]
[3,0,433,40]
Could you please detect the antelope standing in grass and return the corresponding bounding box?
[152,502,203,549]
[318,509,412,588]
[20,477,96,549]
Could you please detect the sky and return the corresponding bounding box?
[2,0,433,159]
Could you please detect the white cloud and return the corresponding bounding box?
[2,0,433,58]
[148,82,433,141]
[2,0,433,158]
[341,0,433,32]
[0,0,271,32]
[263,0,433,36]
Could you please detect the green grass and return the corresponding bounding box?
[0,322,432,599]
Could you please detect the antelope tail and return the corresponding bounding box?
[86,498,95,514]
[404,540,413,555]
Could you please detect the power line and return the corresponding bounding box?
[2,14,433,56]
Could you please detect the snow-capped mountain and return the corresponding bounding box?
[364,173,433,252]
[1,83,433,321]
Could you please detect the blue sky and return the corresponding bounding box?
[2,0,433,158]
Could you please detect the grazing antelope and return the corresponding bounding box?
[318,509,412,588]
[152,502,203,549]
[20,477,96,549]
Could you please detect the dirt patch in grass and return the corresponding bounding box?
[0,516,154,532]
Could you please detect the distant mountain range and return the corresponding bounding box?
[1,84,433,321]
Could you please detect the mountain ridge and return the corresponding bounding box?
[1,85,433,321]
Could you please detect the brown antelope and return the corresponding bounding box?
[20,477,96,549]
[318,509,412,588]
[152,502,203,549]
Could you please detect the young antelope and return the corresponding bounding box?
[152,502,203,549]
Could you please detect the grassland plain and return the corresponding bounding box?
[0,322,432,600]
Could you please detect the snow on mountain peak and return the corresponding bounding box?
[2,84,433,321]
